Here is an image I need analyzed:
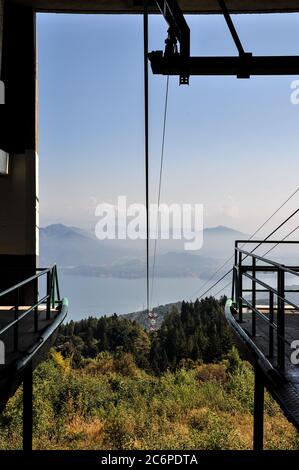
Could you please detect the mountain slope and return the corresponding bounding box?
[40,224,123,266]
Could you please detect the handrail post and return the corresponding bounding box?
[269,290,274,359]
[232,242,238,301]
[238,250,243,322]
[252,256,256,337]
[51,270,55,309]
[14,288,20,352]
[277,268,285,371]
[232,266,236,302]
[46,270,51,321]
[55,266,61,303]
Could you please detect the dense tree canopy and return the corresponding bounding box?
[150,297,232,373]
[57,297,232,373]
[57,314,150,368]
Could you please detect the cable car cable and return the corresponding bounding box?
[143,1,150,319]
[189,188,299,300]
[150,75,170,310]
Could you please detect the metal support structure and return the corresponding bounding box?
[154,0,190,84]
[55,266,61,303]
[238,251,243,323]
[252,257,256,337]
[231,266,237,302]
[269,290,274,359]
[277,269,285,371]
[149,54,299,78]
[23,364,33,452]
[231,241,299,446]
[253,365,264,451]
[149,0,299,80]
[232,240,238,301]
[218,0,243,54]
[46,270,51,321]
[0,266,61,355]
[0,266,65,451]
[234,241,293,371]
[155,0,190,58]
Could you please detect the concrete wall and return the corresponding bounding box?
[0,150,37,256]
[0,4,38,296]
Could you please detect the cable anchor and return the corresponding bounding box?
[164,27,178,58]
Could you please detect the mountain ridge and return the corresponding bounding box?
[40,223,248,279]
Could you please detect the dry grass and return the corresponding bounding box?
[1,354,299,450]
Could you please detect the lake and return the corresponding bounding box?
[58,273,231,321]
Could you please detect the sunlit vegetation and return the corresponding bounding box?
[0,298,298,450]
[56,297,233,373]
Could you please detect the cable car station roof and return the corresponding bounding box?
[8,0,299,14]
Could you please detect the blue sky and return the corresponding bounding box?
[37,12,299,237]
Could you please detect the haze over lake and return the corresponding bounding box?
[41,223,299,321]
[58,273,228,321]
[40,223,246,320]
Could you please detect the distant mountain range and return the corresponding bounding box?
[40,223,248,279]
[40,224,124,266]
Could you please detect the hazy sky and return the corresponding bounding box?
[37,12,299,238]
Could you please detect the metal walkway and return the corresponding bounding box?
[225,240,299,449]
[0,266,68,450]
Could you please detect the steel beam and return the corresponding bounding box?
[153,1,190,83]
[5,1,299,14]
[277,269,285,371]
[217,0,246,56]
[154,1,190,58]
[149,53,299,77]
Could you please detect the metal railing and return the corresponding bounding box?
[232,241,299,371]
[0,265,61,355]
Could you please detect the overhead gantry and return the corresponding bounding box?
[148,0,299,82]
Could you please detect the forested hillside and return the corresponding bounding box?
[0,297,297,450]
[56,297,233,372]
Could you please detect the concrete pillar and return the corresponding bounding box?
[0,4,38,300]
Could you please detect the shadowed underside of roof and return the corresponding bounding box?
[7,0,299,14]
